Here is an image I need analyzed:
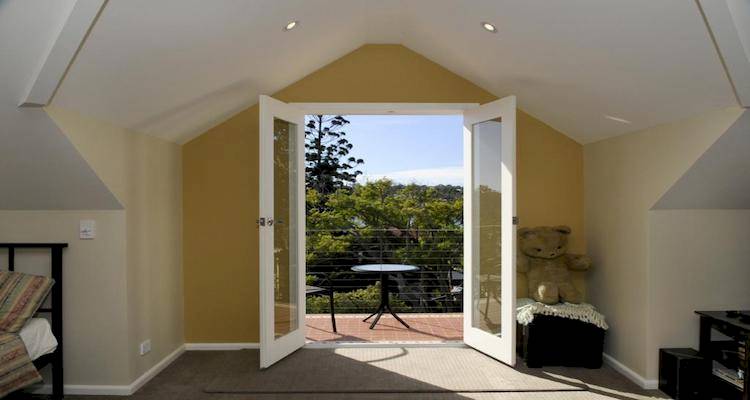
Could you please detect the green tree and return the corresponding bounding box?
[305,115,364,196]
[306,180,464,313]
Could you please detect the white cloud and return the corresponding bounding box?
[358,166,463,186]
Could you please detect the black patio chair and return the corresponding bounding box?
[431,268,463,303]
[306,272,337,333]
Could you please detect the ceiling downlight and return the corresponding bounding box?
[284,20,298,31]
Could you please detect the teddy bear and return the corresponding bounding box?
[517,225,591,304]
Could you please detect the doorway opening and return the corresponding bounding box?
[260,97,516,368]
[303,113,467,345]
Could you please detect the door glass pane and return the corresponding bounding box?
[274,117,299,339]
[472,118,502,335]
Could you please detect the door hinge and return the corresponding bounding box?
[512,216,519,225]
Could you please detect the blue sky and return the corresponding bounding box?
[336,115,464,186]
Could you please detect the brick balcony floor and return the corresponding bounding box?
[305,313,463,343]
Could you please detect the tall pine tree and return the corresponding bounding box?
[305,115,364,194]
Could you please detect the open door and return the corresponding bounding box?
[259,95,306,368]
[462,95,517,365]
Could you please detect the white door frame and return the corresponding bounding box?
[289,102,517,351]
[291,103,479,116]
[294,101,477,349]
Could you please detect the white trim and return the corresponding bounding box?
[129,344,186,394]
[258,95,307,369]
[461,96,517,366]
[290,102,479,115]
[30,383,132,396]
[602,353,658,390]
[29,344,185,396]
[185,342,260,351]
[698,0,750,107]
[304,341,467,349]
[19,0,106,107]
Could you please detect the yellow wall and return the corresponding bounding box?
[183,44,585,342]
[45,106,184,383]
[584,106,743,379]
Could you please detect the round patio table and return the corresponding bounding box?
[351,264,420,329]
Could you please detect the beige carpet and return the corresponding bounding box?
[205,348,588,394]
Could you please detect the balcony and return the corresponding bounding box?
[306,313,462,344]
[305,228,464,343]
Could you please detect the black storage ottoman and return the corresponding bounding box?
[518,315,605,368]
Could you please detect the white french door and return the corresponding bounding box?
[462,95,517,366]
[259,95,306,368]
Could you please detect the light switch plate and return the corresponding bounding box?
[79,220,95,239]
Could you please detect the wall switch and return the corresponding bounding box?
[79,220,96,239]
[139,340,151,356]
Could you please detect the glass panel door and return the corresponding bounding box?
[259,96,305,368]
[273,117,299,339]
[472,118,503,335]
[463,96,517,365]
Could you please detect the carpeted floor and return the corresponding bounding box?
[18,349,669,400]
[205,348,587,394]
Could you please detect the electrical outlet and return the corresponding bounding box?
[139,340,151,356]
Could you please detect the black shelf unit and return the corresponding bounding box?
[696,311,750,400]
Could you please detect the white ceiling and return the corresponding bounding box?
[654,110,750,209]
[0,0,121,210]
[52,0,738,144]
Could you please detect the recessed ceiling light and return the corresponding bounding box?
[604,115,632,124]
[482,22,497,33]
[284,20,298,31]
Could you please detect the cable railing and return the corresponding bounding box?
[306,228,464,314]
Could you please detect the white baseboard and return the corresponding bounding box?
[185,342,260,350]
[129,344,185,394]
[603,353,658,390]
[30,344,185,396]
[30,383,133,396]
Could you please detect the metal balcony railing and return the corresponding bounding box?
[306,228,464,314]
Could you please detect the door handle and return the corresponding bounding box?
[256,217,275,227]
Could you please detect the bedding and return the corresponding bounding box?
[0,272,54,398]
[19,318,57,361]
[516,297,609,330]
[0,333,41,397]
[0,272,54,333]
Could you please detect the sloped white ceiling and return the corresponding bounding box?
[0,0,122,210]
[52,0,738,144]
[654,110,750,209]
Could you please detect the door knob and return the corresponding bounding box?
[256,217,276,227]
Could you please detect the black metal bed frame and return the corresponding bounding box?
[1,243,66,400]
